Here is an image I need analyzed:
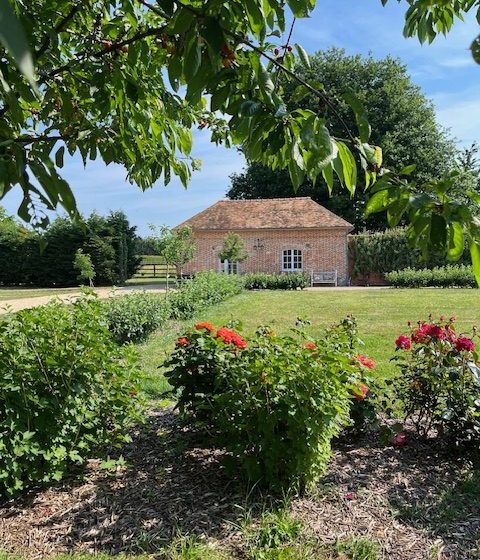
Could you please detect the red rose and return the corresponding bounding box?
[354,355,375,370]
[303,342,317,350]
[231,333,248,349]
[354,383,369,401]
[411,324,428,343]
[455,336,475,352]
[216,327,247,349]
[395,335,411,350]
[391,432,407,447]
[425,324,446,340]
[194,321,215,333]
[177,337,188,346]
[216,327,234,344]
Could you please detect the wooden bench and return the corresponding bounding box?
[310,270,338,287]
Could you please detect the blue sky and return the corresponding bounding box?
[3,0,479,236]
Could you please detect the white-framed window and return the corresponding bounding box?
[220,259,239,274]
[282,249,303,271]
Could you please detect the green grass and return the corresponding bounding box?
[139,255,166,265]
[137,288,480,398]
[0,287,80,301]
[126,277,169,286]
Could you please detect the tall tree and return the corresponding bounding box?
[227,49,456,231]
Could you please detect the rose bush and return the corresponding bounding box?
[393,315,480,446]
[165,317,376,491]
[0,293,143,497]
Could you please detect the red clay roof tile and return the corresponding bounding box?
[175,198,353,231]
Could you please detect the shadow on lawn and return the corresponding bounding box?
[324,436,480,559]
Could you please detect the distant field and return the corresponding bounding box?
[139,255,165,265]
[130,255,176,283]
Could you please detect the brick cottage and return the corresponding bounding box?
[176,198,353,286]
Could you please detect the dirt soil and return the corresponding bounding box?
[0,410,478,560]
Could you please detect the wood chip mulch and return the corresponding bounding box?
[0,410,478,560]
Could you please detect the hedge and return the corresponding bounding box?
[169,271,244,319]
[349,228,470,279]
[386,265,476,288]
[0,211,139,287]
[243,272,309,290]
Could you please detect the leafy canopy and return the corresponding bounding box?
[0,0,479,280]
[0,0,376,228]
[227,49,456,231]
[383,0,480,64]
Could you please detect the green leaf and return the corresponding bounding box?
[210,85,230,112]
[55,146,65,169]
[322,163,334,195]
[286,0,310,17]
[294,44,310,68]
[170,8,194,34]
[365,189,391,217]
[240,100,262,117]
[447,222,464,261]
[0,0,38,93]
[471,35,480,64]
[386,197,409,227]
[257,64,275,97]
[342,91,370,143]
[288,160,305,191]
[168,56,182,92]
[430,214,447,248]
[399,164,417,175]
[184,33,202,82]
[470,241,480,287]
[244,0,265,38]
[200,17,225,52]
[336,141,357,195]
[177,128,192,155]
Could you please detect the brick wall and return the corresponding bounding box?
[183,228,351,286]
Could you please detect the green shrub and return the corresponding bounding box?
[103,291,171,344]
[386,265,476,288]
[393,316,480,446]
[243,272,309,290]
[349,228,470,280]
[0,293,143,497]
[165,318,373,491]
[169,271,244,320]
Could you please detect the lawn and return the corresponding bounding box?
[0,287,80,301]
[138,287,480,399]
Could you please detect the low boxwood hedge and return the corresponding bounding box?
[386,265,476,288]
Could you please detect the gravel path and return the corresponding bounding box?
[0,285,166,314]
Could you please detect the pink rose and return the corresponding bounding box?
[391,432,407,447]
[455,336,475,352]
[395,335,411,350]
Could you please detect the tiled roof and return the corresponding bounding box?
[175,198,353,231]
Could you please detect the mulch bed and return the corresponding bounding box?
[1,410,478,559]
